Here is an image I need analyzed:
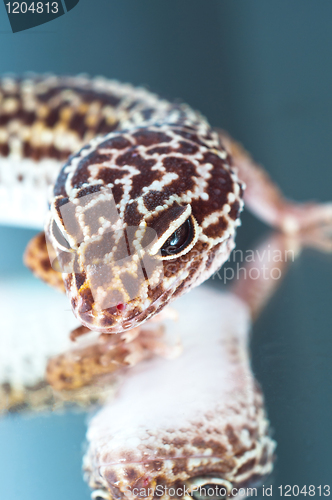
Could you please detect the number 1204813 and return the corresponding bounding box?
[5,2,59,14]
[278,486,330,496]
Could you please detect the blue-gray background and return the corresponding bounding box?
[0,1,331,498]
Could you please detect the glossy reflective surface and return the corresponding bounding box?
[1,1,331,498]
[0,223,331,499]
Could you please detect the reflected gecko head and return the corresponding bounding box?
[88,462,274,500]
[45,126,244,334]
[91,477,233,500]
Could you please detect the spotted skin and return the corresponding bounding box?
[0,74,243,333]
[48,123,243,333]
[83,288,276,500]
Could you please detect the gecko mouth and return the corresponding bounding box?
[78,272,185,334]
[113,261,198,333]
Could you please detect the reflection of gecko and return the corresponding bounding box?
[83,231,331,500]
[85,287,275,500]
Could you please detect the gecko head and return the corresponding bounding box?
[46,126,244,334]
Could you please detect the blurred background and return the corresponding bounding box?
[0,1,331,498]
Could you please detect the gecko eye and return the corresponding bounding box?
[161,216,195,258]
[192,485,227,500]
[51,219,72,252]
[91,489,110,500]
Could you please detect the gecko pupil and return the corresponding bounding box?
[161,217,193,256]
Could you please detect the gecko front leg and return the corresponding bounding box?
[24,231,65,293]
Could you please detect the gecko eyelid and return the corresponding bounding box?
[159,215,199,260]
[161,216,194,256]
[186,477,233,500]
[91,490,110,500]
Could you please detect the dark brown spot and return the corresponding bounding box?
[177,140,199,155]
[192,437,206,448]
[97,167,127,186]
[143,190,167,211]
[124,201,143,227]
[78,287,94,313]
[99,308,117,327]
[175,129,208,147]
[229,200,240,221]
[0,142,9,156]
[203,216,229,238]
[104,469,119,486]
[147,146,173,155]
[172,459,187,476]
[59,374,73,384]
[69,112,88,137]
[75,273,86,291]
[54,165,70,197]
[133,129,171,146]
[225,424,239,447]
[116,149,156,169]
[171,437,186,447]
[96,118,119,135]
[45,107,60,128]
[237,458,256,475]
[110,183,125,205]
[99,135,132,150]
[205,440,228,455]
[40,257,52,272]
[124,467,140,481]
[76,184,103,199]
[71,152,110,189]
[163,156,197,177]
[191,166,233,225]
